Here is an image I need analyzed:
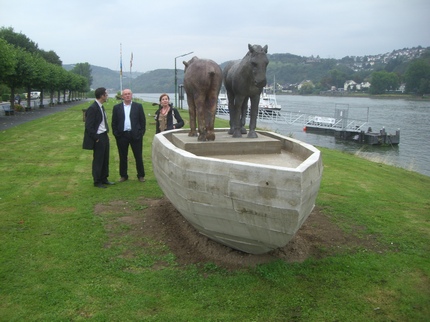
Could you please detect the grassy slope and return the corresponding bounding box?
[0,99,429,321]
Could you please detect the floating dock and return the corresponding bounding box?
[304,125,400,145]
[303,105,400,146]
[216,103,400,146]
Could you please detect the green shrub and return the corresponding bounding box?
[2,93,10,101]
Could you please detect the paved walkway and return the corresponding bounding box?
[0,100,89,131]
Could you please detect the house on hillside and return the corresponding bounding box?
[344,80,357,91]
[344,80,371,91]
[356,81,371,91]
[298,80,314,90]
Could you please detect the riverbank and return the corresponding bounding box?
[277,91,430,101]
[134,92,430,177]
[267,94,430,177]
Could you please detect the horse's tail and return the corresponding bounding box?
[207,65,222,84]
[206,67,223,98]
[208,66,217,78]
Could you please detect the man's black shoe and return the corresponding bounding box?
[102,181,115,185]
[94,183,107,188]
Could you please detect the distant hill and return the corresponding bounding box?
[63,46,430,93]
[63,64,144,93]
[131,69,179,93]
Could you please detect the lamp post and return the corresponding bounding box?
[174,51,193,108]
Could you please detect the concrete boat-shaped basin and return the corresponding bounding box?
[152,129,323,254]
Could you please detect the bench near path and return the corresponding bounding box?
[0,100,89,131]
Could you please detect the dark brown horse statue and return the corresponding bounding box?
[223,44,269,138]
[183,57,223,141]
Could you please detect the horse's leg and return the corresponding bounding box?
[240,99,248,134]
[227,93,235,135]
[187,96,197,137]
[195,95,207,141]
[205,95,217,141]
[232,96,244,138]
[247,95,259,138]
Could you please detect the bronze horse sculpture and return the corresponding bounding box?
[183,57,223,141]
[223,44,269,138]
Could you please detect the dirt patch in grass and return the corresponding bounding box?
[95,197,384,270]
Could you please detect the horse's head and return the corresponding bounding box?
[248,44,269,89]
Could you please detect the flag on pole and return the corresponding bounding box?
[130,52,133,69]
[119,43,123,92]
[120,45,123,77]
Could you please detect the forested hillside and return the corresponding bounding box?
[72,46,430,95]
[3,26,428,101]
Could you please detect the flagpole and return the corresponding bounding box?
[119,43,123,93]
[130,52,133,90]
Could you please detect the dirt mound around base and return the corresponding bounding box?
[95,197,382,270]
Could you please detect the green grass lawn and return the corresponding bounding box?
[0,99,429,321]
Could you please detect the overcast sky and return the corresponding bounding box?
[1,0,429,72]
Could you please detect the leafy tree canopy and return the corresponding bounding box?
[0,26,38,53]
[0,38,17,83]
[0,26,62,66]
[70,62,93,90]
[39,49,62,66]
[370,70,400,94]
[404,59,430,95]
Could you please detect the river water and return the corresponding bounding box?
[134,93,430,177]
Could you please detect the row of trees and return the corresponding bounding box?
[369,58,430,95]
[0,27,91,108]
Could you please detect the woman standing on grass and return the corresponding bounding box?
[155,93,184,133]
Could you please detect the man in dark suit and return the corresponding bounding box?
[83,87,114,188]
[111,89,146,182]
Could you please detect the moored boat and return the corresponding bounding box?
[258,88,281,115]
[217,87,282,116]
[152,128,323,254]
[217,92,229,114]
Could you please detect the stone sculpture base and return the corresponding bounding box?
[152,129,323,254]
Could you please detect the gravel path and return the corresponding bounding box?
[0,100,89,131]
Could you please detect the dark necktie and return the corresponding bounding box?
[101,105,109,133]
